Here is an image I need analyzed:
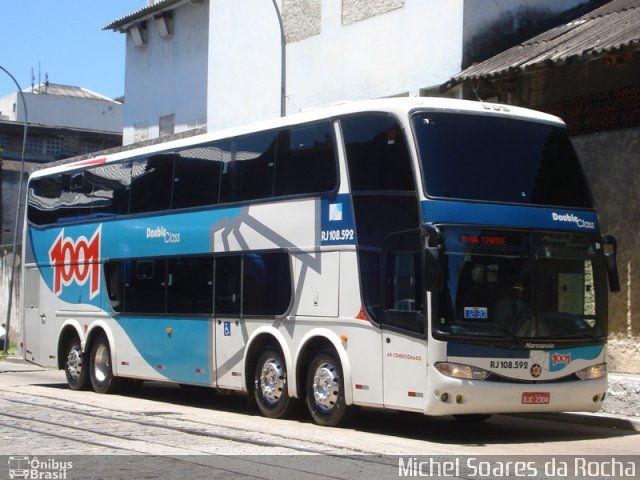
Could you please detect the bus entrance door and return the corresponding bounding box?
[23,266,44,364]
[382,329,428,411]
[381,233,428,411]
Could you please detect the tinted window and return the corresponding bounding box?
[215,256,242,315]
[382,231,424,334]
[275,122,337,196]
[167,256,213,314]
[28,176,61,225]
[130,154,174,213]
[104,251,292,317]
[342,114,420,322]
[104,261,124,312]
[124,259,167,314]
[435,229,607,341]
[221,132,276,203]
[243,252,291,315]
[173,143,229,209]
[341,114,415,192]
[88,162,132,217]
[58,172,94,221]
[412,112,593,208]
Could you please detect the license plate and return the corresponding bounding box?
[522,392,550,404]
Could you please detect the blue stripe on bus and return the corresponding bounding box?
[421,200,599,232]
[29,207,243,309]
[118,316,211,384]
[548,345,603,372]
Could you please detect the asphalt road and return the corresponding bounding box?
[1,359,638,479]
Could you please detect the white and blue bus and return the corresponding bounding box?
[22,98,619,426]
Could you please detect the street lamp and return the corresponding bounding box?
[0,65,29,354]
[270,0,286,117]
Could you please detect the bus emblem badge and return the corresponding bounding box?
[530,364,542,378]
[48,226,101,300]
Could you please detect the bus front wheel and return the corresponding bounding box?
[89,334,121,394]
[305,352,350,427]
[253,348,294,419]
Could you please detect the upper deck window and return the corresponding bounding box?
[412,112,593,209]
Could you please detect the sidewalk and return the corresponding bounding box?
[1,357,639,431]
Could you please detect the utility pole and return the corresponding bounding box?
[0,65,28,354]
[270,0,286,117]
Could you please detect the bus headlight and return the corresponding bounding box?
[435,362,490,380]
[575,363,607,380]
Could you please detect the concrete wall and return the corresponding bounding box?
[207,0,465,130]
[573,127,640,374]
[123,1,209,145]
[0,92,122,134]
[0,247,21,353]
[0,169,25,246]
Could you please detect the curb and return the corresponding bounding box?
[513,411,640,432]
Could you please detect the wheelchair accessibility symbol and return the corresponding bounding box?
[224,321,231,336]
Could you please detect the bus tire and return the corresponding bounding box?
[253,348,294,419]
[305,351,350,427]
[63,336,90,391]
[89,334,121,394]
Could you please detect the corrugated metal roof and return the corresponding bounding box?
[103,0,186,31]
[448,0,640,86]
[24,83,120,103]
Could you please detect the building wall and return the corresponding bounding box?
[207,0,465,130]
[0,168,25,246]
[0,92,122,134]
[573,128,640,374]
[206,0,597,130]
[123,1,209,145]
[0,247,21,353]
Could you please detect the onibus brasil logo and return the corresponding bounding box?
[8,456,73,479]
[48,226,101,300]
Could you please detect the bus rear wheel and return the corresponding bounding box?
[63,337,90,391]
[89,334,122,394]
[305,352,350,427]
[253,348,294,419]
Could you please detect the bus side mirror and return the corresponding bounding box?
[602,235,620,293]
[425,246,442,292]
[422,223,442,292]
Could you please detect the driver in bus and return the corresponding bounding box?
[494,282,528,326]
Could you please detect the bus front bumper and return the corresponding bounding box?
[424,369,608,416]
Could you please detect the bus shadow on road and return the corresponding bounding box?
[33,379,639,446]
[348,408,640,445]
[118,380,640,445]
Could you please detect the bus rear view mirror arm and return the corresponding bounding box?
[602,234,620,293]
[422,223,442,292]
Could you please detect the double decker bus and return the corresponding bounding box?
[22,98,619,426]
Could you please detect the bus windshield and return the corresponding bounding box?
[412,111,593,208]
[434,228,607,342]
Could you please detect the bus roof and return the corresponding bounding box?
[29,97,565,179]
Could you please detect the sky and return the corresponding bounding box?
[0,1,143,100]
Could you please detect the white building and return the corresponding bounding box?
[106,0,592,145]
[0,83,122,134]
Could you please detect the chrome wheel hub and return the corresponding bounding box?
[312,362,339,412]
[259,357,285,405]
[66,346,83,380]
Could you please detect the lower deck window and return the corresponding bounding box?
[104,252,291,317]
